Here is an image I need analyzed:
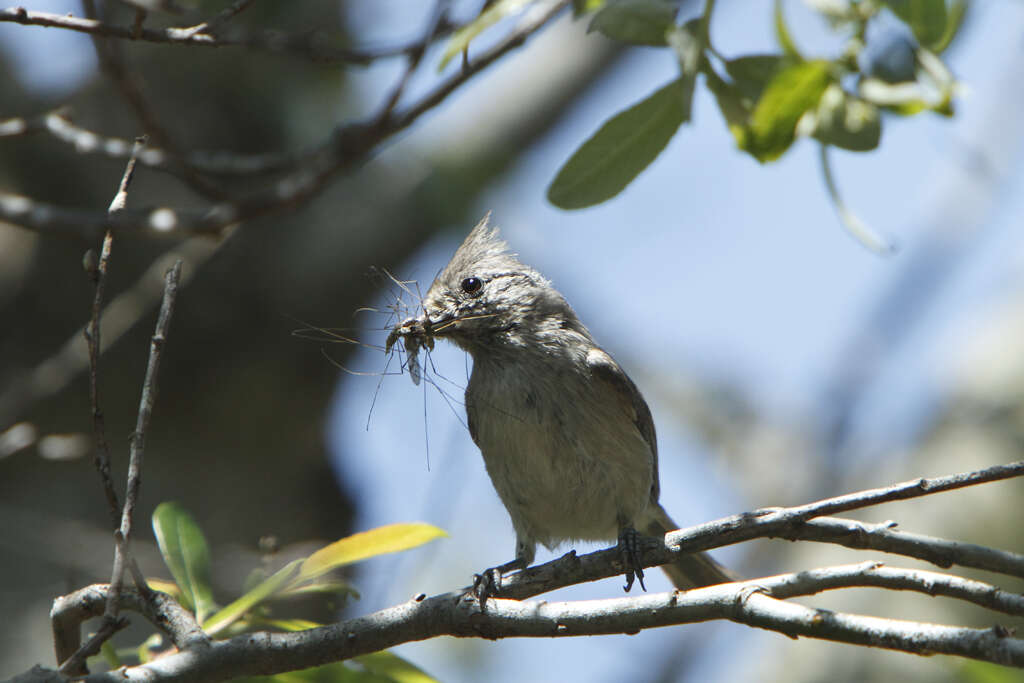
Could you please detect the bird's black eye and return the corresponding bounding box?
[460,276,483,296]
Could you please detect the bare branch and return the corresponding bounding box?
[0,0,573,238]
[0,7,454,65]
[760,561,1024,615]
[488,461,1024,600]
[778,516,1024,578]
[51,584,208,664]
[81,1,227,200]
[177,0,258,38]
[59,137,152,677]
[84,228,120,530]
[29,460,1024,681]
[38,574,1024,682]
[0,110,300,177]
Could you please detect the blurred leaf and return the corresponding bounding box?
[252,617,323,632]
[741,59,832,162]
[573,0,606,14]
[804,0,859,26]
[881,0,948,49]
[236,662,362,683]
[548,77,691,209]
[203,559,302,637]
[588,0,676,46]
[152,502,218,623]
[773,0,803,59]
[808,84,881,152]
[279,579,358,599]
[354,652,440,683]
[145,577,182,598]
[296,523,447,584]
[859,78,930,114]
[100,640,120,669]
[704,68,748,143]
[666,18,702,78]
[932,0,967,53]
[439,0,531,70]
[725,54,792,102]
[135,633,163,665]
[242,567,268,595]
[235,658,432,683]
[959,659,1024,683]
[819,144,896,254]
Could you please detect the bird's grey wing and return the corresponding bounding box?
[585,348,660,503]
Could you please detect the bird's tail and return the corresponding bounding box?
[643,504,738,589]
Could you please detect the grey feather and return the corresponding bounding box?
[400,214,733,589]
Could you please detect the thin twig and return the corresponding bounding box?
[110,259,182,601]
[178,0,258,38]
[0,0,572,238]
[81,0,227,201]
[60,136,151,677]
[0,7,456,65]
[85,228,120,530]
[760,561,1024,616]
[778,516,1024,578]
[0,110,301,177]
[372,0,451,126]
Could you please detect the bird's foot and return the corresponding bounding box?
[470,557,526,608]
[618,526,646,593]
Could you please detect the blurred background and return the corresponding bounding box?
[2,1,1024,682]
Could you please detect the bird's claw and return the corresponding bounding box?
[619,527,646,593]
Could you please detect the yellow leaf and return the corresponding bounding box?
[296,523,447,584]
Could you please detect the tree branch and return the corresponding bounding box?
[0,0,573,238]
[0,7,456,65]
[38,570,1024,682]
[31,459,1024,682]
[0,110,302,177]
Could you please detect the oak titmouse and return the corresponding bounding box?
[392,214,732,594]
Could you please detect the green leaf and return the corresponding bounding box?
[773,0,803,59]
[740,59,832,162]
[354,652,440,683]
[203,559,303,637]
[438,0,530,71]
[251,618,323,632]
[932,0,966,53]
[152,502,218,623]
[100,639,121,669]
[279,579,358,600]
[295,523,447,584]
[808,84,881,152]
[588,0,676,46]
[573,0,606,15]
[819,144,896,254]
[881,0,948,49]
[725,54,793,103]
[704,68,748,144]
[548,77,691,209]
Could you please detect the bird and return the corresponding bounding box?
[391,214,733,597]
